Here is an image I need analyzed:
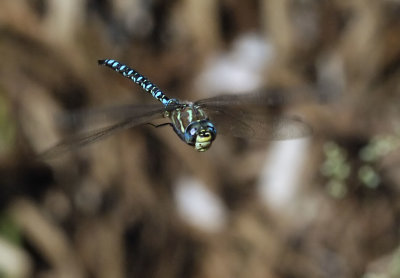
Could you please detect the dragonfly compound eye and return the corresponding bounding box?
[190,127,198,136]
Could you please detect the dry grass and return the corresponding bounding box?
[0,1,399,277]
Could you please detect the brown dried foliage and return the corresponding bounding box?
[0,1,400,277]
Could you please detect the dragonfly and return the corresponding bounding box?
[41,59,311,157]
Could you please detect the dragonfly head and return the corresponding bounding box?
[184,120,217,152]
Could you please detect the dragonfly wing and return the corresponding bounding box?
[40,107,169,158]
[237,113,311,140]
[205,108,310,140]
[203,109,256,138]
[60,103,180,129]
[202,94,311,140]
[194,87,309,108]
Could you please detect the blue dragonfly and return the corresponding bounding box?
[42,59,311,157]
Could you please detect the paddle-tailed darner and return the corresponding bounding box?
[42,59,311,157]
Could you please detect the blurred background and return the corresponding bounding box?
[1,0,400,277]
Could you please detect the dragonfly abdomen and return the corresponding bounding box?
[98,59,174,106]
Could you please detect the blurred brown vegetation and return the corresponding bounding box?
[0,0,400,278]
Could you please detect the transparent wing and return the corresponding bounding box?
[40,104,179,158]
[196,89,312,140]
[60,103,168,129]
[204,108,311,140]
[195,87,307,108]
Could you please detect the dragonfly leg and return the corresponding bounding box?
[146,122,173,129]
